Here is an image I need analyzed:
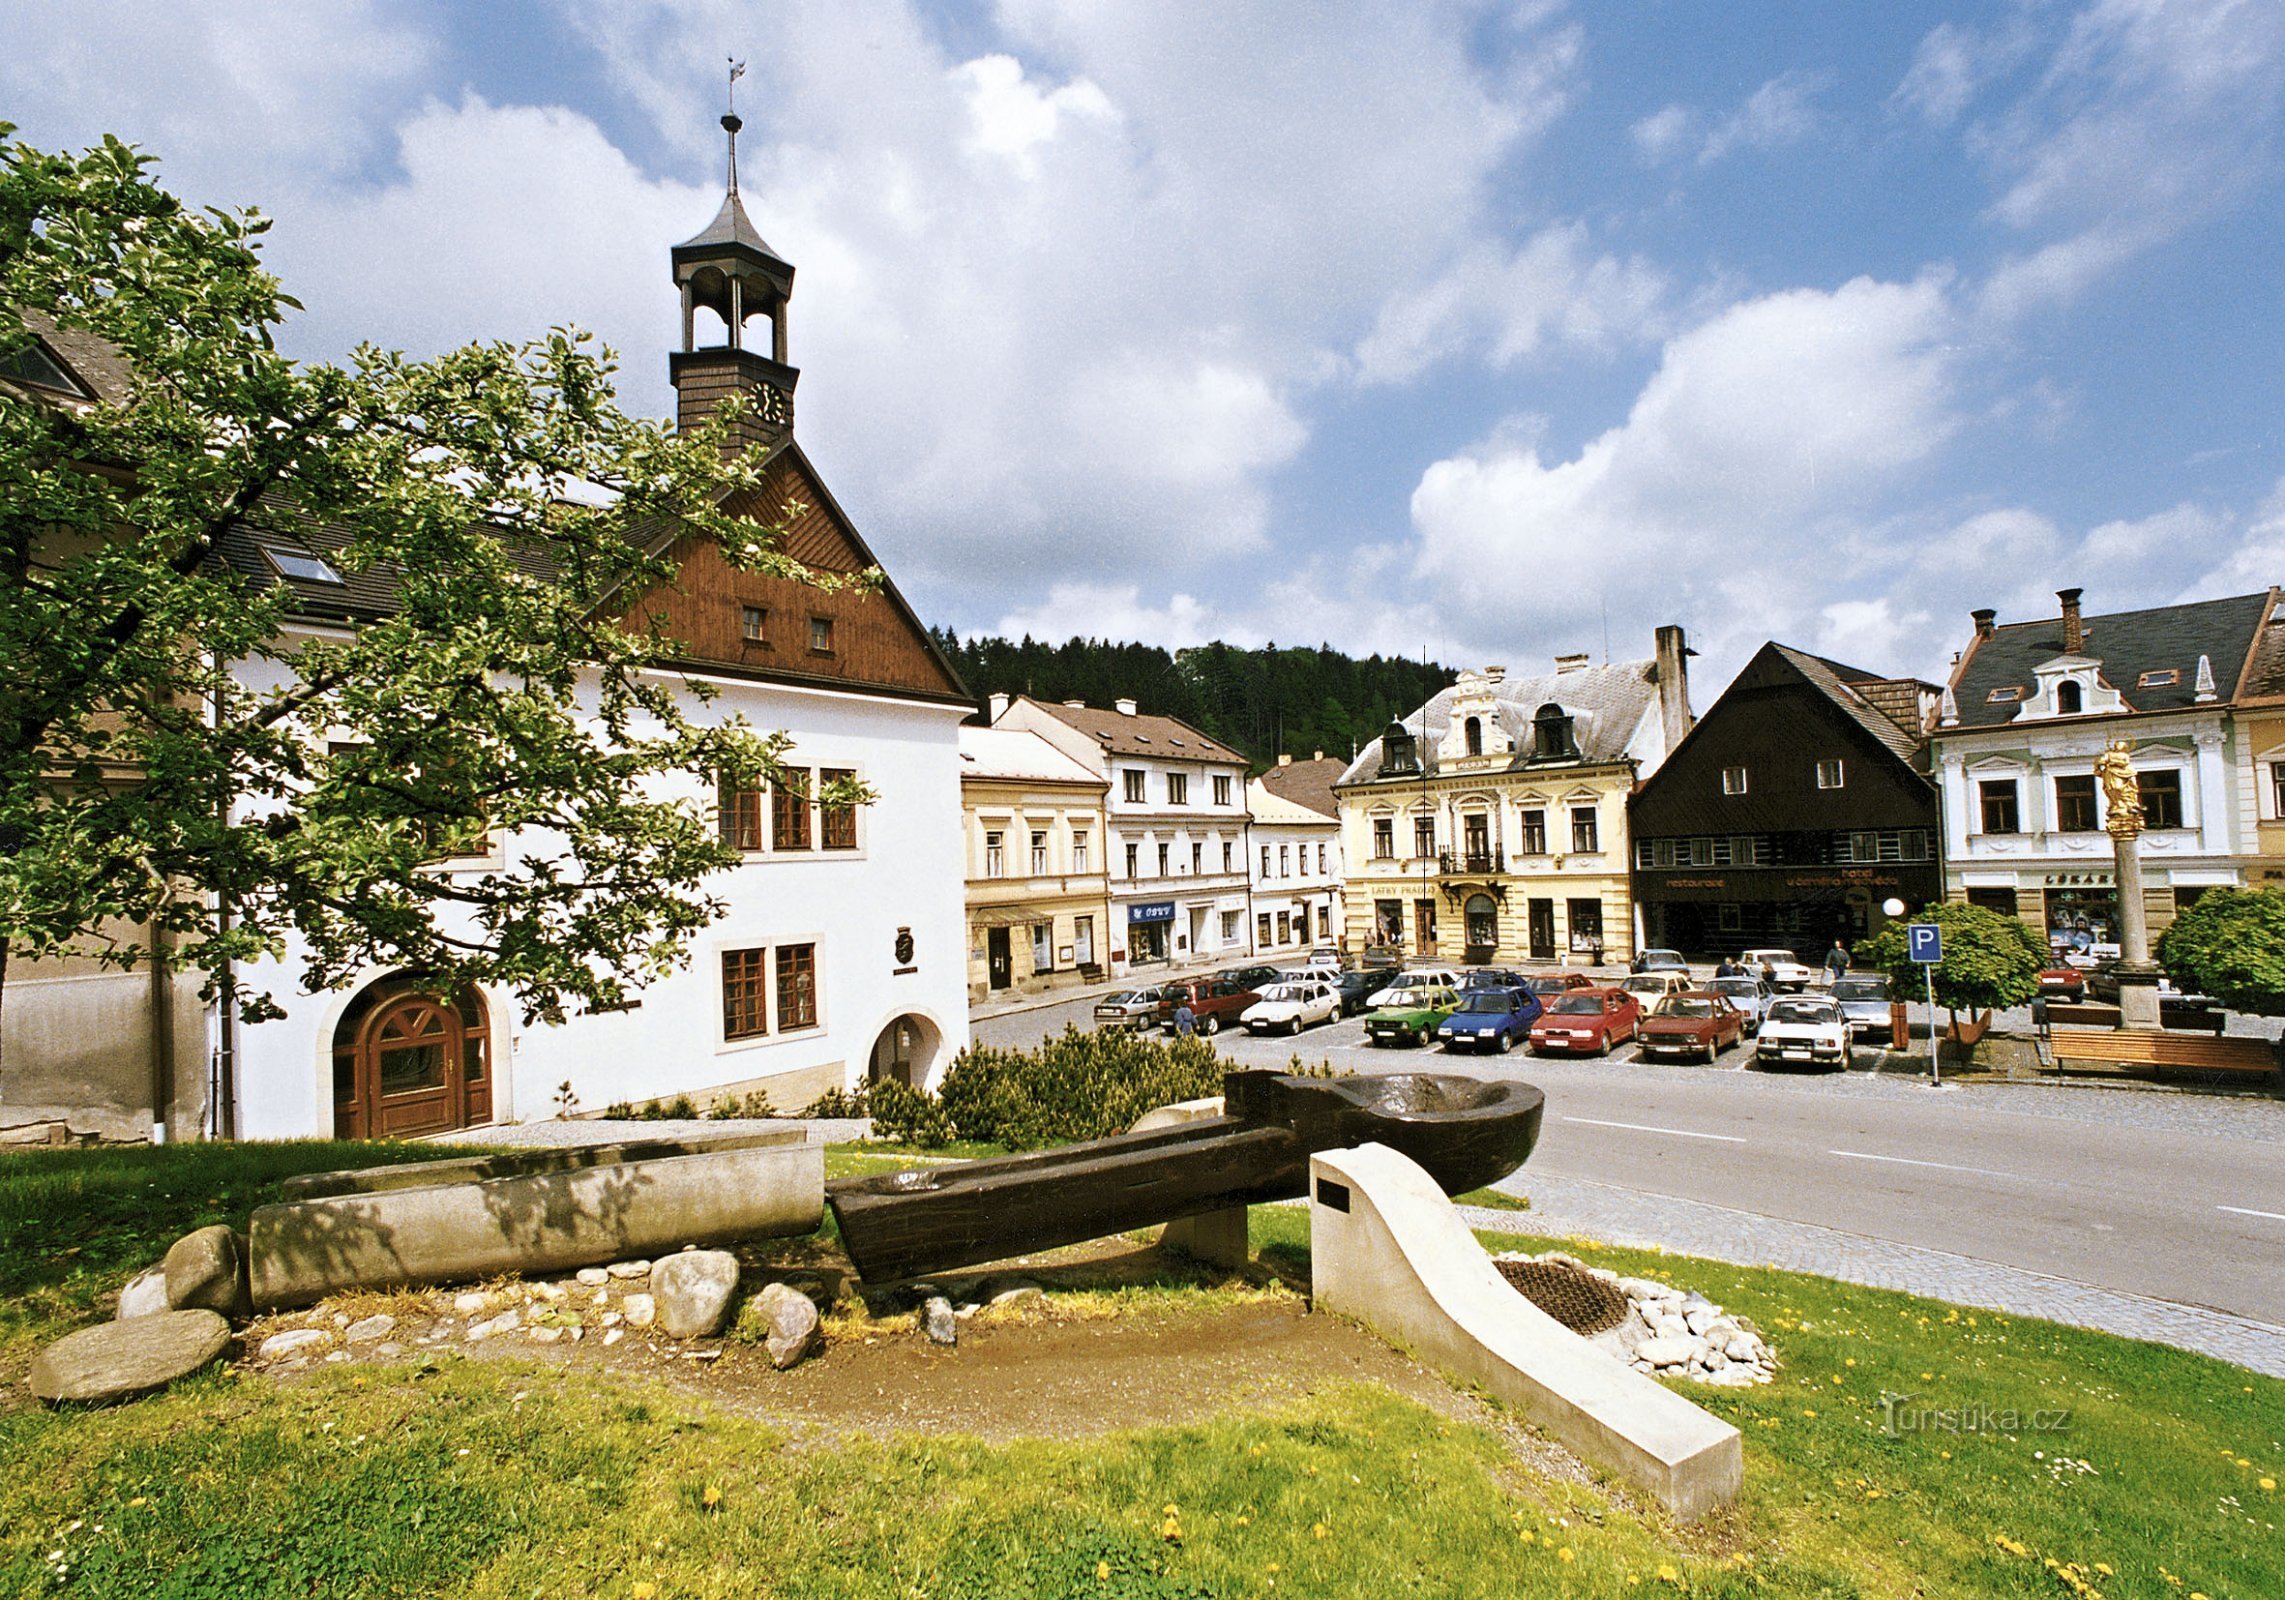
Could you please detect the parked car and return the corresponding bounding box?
[1461,967,1531,992]
[1092,988,1162,1031]
[1754,996,1854,1070]
[1637,991,1748,1062]
[1631,948,1690,975]
[1365,983,1461,1047]
[1301,945,1345,972]
[1827,974,1895,1038]
[2035,964,2087,1002]
[1619,972,1691,1008]
[1242,979,1342,1035]
[1329,969,1383,1016]
[1710,975,1773,1034]
[1217,965,1281,993]
[1741,947,1816,991]
[1367,966,1464,1008]
[1153,977,1261,1036]
[1435,986,1544,1053]
[1526,971,1597,1000]
[1528,987,1642,1056]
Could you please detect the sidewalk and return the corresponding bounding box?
[1462,1175,2285,1378]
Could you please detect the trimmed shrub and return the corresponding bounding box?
[897,1026,1227,1150]
[866,1076,955,1147]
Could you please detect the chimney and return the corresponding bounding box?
[1312,749,1324,760]
[1554,652,1591,674]
[987,692,1010,723]
[2058,588,2084,654]
[1971,608,1996,641]
[1114,697,1138,716]
[1278,753,1292,766]
[1652,624,1694,751]
[1062,699,1086,708]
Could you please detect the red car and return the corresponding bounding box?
[1528,987,1642,1056]
[2037,965,2087,1002]
[1637,991,1748,1063]
[1525,972,1598,1001]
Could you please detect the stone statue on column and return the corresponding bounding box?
[2097,738,2161,1028]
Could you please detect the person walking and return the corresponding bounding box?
[1173,999,1196,1037]
[1824,940,1852,982]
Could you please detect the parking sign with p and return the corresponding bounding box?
[1906,923,1943,964]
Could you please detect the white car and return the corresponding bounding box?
[1620,973,1690,1007]
[1710,975,1773,1034]
[1754,996,1854,1070]
[1367,966,1463,1008]
[1242,980,1341,1035]
[1740,947,1817,992]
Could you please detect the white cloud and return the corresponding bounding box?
[1969,0,2285,318]
[1407,274,1964,675]
[1632,72,1825,168]
[953,54,1118,175]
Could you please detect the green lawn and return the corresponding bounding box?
[1,1141,2277,1599]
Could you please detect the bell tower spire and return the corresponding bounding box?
[670,68,799,455]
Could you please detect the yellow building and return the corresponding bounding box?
[1335,634,1691,967]
[959,725,1112,1003]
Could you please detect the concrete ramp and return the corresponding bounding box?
[1309,1143,1742,1521]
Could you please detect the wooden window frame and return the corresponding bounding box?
[775,943,818,1032]
[718,773,766,853]
[722,947,770,1040]
[773,772,813,851]
[819,767,859,850]
[740,605,769,644]
[807,615,835,655]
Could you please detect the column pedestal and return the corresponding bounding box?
[2112,832,2161,1030]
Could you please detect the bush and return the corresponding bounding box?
[2158,885,2285,1013]
[1855,901,2044,1062]
[802,1084,870,1119]
[883,1026,1227,1150]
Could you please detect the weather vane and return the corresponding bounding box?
[728,57,746,115]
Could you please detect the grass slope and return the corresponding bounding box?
[0,1142,2276,1599]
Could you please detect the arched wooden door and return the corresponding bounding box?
[332,982,491,1139]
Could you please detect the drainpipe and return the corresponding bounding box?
[147,910,174,1144]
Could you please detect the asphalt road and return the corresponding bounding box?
[975,993,2285,1327]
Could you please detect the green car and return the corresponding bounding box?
[1364,984,1460,1047]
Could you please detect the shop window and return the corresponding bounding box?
[1258,912,1273,946]
[1030,923,1053,972]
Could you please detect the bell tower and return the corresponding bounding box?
[670,106,799,456]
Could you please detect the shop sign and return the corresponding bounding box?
[2042,872,2114,888]
[1127,900,1176,923]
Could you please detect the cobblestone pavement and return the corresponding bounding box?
[1460,1177,2285,1379]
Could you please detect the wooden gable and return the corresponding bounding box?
[623,443,969,706]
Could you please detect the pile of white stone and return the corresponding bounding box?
[1494,1251,1778,1387]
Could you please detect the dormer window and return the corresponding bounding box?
[2056,680,2083,715]
[0,336,89,397]
[1464,716,1483,757]
[1532,703,1575,761]
[2137,668,2181,689]
[1378,721,1420,777]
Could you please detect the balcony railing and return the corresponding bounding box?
[1438,848,1504,875]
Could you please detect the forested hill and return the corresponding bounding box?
[931,629,1459,771]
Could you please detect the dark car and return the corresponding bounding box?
[1152,977,1261,1036]
[1436,986,1543,1053]
[1216,965,1281,992]
[1637,991,1747,1062]
[1631,948,1690,975]
[1462,967,1531,991]
[1526,972,1597,1000]
[1827,974,1894,1038]
[1329,969,1382,1016]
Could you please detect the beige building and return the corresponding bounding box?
[1335,633,1691,967]
[960,725,1112,1003]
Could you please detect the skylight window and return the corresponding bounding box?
[261,545,345,585]
[1986,686,2024,703]
[2137,668,2181,689]
[0,338,88,397]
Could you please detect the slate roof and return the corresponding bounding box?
[675,188,793,272]
[1256,755,1346,819]
[1945,591,2276,728]
[9,310,135,404]
[1769,645,1929,767]
[1024,699,1247,764]
[1335,657,1661,787]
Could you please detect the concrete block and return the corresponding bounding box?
[1132,1096,1249,1269]
[164,1225,251,1319]
[279,1127,806,1200]
[248,1140,823,1309]
[1309,1143,1743,1521]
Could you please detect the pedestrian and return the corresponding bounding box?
[1824,940,1851,981]
[1173,999,1196,1037]
[1714,956,1736,979]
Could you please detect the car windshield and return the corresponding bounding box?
[1831,978,1888,1001]
[1258,985,1307,1003]
[1712,979,1763,998]
[1746,951,1792,965]
[1457,992,1519,1013]
[1528,977,1569,994]
[1767,1000,1841,1025]
[1622,978,1666,993]
[1550,995,1605,1015]
[1655,997,1716,1018]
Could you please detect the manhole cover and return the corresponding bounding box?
[1496,1257,1628,1336]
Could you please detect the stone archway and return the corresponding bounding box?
[868,1012,944,1091]
[330,975,491,1139]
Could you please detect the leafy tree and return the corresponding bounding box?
[1854,901,2044,1062]
[0,127,837,1063]
[2157,887,2285,1014]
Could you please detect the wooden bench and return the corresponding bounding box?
[2047,1028,2280,1082]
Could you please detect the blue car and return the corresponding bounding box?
[1436,986,1544,1054]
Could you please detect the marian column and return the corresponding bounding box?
[2097,739,2161,1029]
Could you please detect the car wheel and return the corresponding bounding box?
[1202,1014,1220,1037]
[1494,1030,1512,1054]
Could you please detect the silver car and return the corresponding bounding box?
[1827,974,1894,1039]
[1710,975,1773,1034]
[1091,988,1160,1031]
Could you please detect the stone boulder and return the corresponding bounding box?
[653,1250,740,1339]
[115,1267,170,1321]
[743,1282,823,1369]
[922,1294,958,1346]
[164,1226,251,1319]
[29,1310,231,1404]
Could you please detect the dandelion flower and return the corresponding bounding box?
[633,1585,658,1600]
[1312,1523,1330,1540]
[2260,1477,2276,1492]
[700,1484,723,1511]
[1558,1547,1575,1563]
[1097,1561,1111,1582]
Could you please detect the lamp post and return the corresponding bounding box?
[2097,739,2162,1030]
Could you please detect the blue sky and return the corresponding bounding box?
[7,1,2283,700]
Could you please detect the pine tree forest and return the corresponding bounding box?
[931,629,1459,772]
